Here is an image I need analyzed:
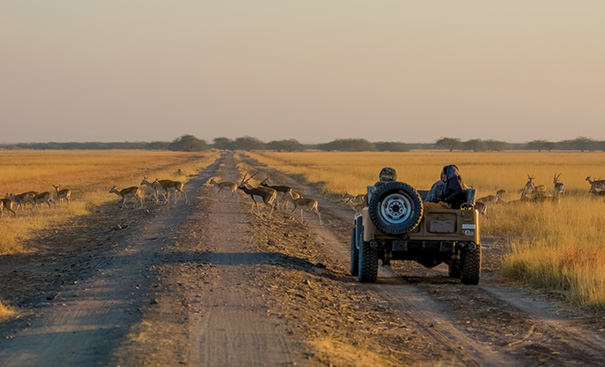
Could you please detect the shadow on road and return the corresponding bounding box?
[147,250,353,282]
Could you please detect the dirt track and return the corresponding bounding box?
[0,152,603,366]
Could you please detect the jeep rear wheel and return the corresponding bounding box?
[461,245,481,285]
[358,241,378,283]
[368,182,423,235]
[350,228,359,276]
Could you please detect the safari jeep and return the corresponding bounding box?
[350,181,481,284]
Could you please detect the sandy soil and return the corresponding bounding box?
[0,151,603,366]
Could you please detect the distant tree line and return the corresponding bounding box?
[2,135,604,152]
[435,137,605,152]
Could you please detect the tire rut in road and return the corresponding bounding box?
[188,154,304,366]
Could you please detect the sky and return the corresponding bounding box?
[1,1,604,144]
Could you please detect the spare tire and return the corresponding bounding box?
[368,181,423,235]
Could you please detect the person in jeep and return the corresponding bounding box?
[425,170,447,203]
[376,167,397,185]
[443,165,466,209]
[425,165,466,209]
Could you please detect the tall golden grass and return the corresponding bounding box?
[248,151,605,309]
[0,150,219,254]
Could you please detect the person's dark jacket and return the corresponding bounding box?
[443,165,466,209]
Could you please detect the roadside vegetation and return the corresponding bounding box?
[0,150,219,254]
[248,151,605,309]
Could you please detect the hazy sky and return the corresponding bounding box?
[1,1,604,143]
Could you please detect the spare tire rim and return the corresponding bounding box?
[380,193,412,224]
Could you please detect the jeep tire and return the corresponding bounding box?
[368,181,423,235]
[461,245,481,285]
[350,228,359,276]
[358,241,379,283]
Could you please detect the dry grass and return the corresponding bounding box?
[0,150,219,254]
[248,151,605,309]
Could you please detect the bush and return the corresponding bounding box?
[168,135,207,152]
[318,139,376,152]
[374,142,409,152]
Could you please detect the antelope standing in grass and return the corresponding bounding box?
[109,186,142,209]
[586,176,605,193]
[52,185,72,206]
[140,177,159,203]
[475,189,506,219]
[521,176,546,201]
[238,173,277,214]
[0,197,16,217]
[260,177,294,208]
[8,191,37,210]
[474,201,488,219]
[33,192,55,208]
[553,174,565,198]
[153,179,187,204]
[477,189,506,204]
[290,195,322,225]
[521,175,535,200]
[209,178,238,198]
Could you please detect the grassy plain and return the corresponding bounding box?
[248,151,605,309]
[0,150,219,254]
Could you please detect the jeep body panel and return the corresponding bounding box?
[362,206,480,244]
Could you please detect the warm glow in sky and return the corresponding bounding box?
[1,1,604,143]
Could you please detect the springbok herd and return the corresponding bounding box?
[1,185,71,217]
[0,178,187,218]
[109,177,188,209]
[208,172,322,224]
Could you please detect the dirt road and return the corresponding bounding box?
[0,152,603,366]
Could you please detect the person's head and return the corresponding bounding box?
[442,165,460,180]
[379,167,397,182]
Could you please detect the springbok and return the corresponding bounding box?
[290,195,322,225]
[140,177,159,203]
[109,186,142,209]
[8,191,37,210]
[521,176,545,201]
[474,201,488,219]
[586,177,605,193]
[260,178,294,208]
[33,192,54,208]
[52,185,72,206]
[553,174,565,198]
[343,193,366,213]
[0,197,16,217]
[475,189,506,219]
[153,179,188,204]
[238,173,277,214]
[477,189,506,204]
[209,178,238,198]
[521,175,535,199]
